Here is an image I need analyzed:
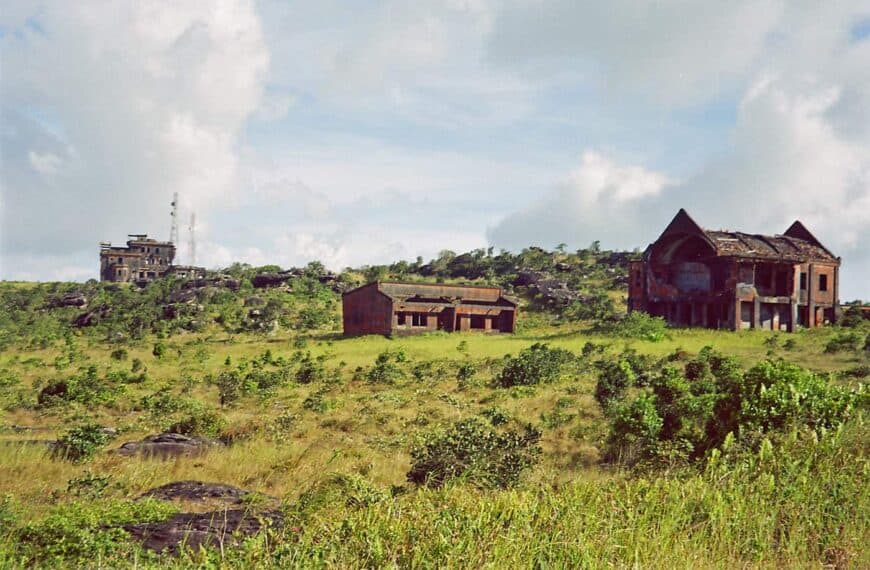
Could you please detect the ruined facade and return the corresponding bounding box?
[100,235,177,283]
[628,209,840,331]
[342,281,517,336]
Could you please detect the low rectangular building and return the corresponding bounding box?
[628,209,840,331]
[342,281,517,336]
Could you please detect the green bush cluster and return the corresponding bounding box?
[495,343,575,387]
[599,347,866,466]
[54,423,115,462]
[37,365,125,408]
[597,311,669,341]
[407,417,541,488]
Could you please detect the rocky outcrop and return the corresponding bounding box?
[138,481,278,508]
[48,292,88,308]
[72,304,113,327]
[116,433,220,458]
[123,509,283,554]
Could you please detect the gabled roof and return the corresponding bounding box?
[344,281,517,306]
[654,209,837,263]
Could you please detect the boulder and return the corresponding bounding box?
[72,304,112,327]
[252,273,292,288]
[116,433,220,459]
[123,509,283,554]
[138,481,278,508]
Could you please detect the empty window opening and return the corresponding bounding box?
[397,312,406,326]
[412,313,428,327]
[819,274,828,292]
[470,315,486,329]
[800,272,807,290]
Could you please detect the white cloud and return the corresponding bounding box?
[0,0,269,265]
[488,0,783,105]
[488,150,674,250]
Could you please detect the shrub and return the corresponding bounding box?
[37,366,123,408]
[600,311,668,341]
[366,350,406,385]
[167,407,227,437]
[296,352,325,384]
[54,423,114,462]
[152,342,167,358]
[824,331,862,353]
[456,361,478,388]
[495,343,574,387]
[594,359,636,408]
[600,351,866,467]
[109,348,128,361]
[407,418,541,488]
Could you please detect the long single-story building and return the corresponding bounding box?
[342,281,517,336]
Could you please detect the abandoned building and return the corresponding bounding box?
[628,209,840,331]
[342,281,517,336]
[100,235,175,283]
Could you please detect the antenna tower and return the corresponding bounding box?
[188,212,197,267]
[169,192,179,244]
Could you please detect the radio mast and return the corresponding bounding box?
[188,212,197,267]
[170,193,179,244]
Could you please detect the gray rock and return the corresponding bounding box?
[138,480,278,508]
[123,509,283,554]
[116,433,220,459]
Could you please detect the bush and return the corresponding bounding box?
[366,350,406,385]
[495,343,574,387]
[54,423,114,462]
[407,418,541,488]
[167,407,227,437]
[600,311,668,341]
[152,342,167,358]
[109,348,128,361]
[594,359,636,408]
[37,366,124,408]
[600,350,866,467]
[824,332,862,353]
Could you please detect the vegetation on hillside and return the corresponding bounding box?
[0,245,867,567]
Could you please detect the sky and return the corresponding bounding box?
[1,0,868,300]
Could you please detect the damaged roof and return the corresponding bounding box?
[345,281,517,306]
[655,209,838,263]
[703,230,835,261]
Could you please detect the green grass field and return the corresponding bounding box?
[0,274,867,568]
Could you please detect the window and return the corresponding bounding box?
[470,315,486,329]
[412,313,428,327]
[397,312,406,325]
[819,274,828,292]
[799,272,807,290]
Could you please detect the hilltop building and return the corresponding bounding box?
[628,209,840,331]
[100,235,204,284]
[342,281,517,336]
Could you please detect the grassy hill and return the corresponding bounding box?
[0,246,867,568]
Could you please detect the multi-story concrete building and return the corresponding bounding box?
[99,235,176,283]
[628,209,840,331]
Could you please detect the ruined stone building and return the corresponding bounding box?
[342,282,517,336]
[628,209,840,331]
[100,235,177,283]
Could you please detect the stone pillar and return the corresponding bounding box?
[833,261,840,323]
[807,263,815,328]
[753,297,761,330]
[789,300,798,332]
